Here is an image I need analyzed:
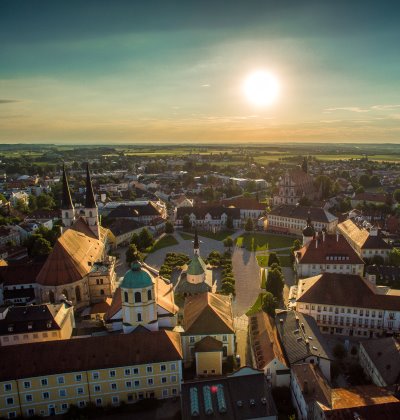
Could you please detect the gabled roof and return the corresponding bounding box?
[194,336,223,353]
[296,273,400,311]
[183,292,234,335]
[176,205,241,220]
[0,330,183,382]
[221,198,265,210]
[296,234,364,265]
[36,226,104,286]
[108,202,161,218]
[85,163,97,208]
[187,254,207,276]
[269,205,337,223]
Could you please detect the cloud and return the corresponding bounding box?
[201,84,210,87]
[325,106,370,113]
[0,99,20,104]
[371,104,400,111]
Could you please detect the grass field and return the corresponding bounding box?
[198,230,234,241]
[178,232,194,240]
[246,293,266,316]
[256,253,292,268]
[148,235,178,253]
[256,255,269,267]
[236,233,296,251]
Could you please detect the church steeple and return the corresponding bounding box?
[61,164,74,210]
[194,228,199,256]
[85,163,96,209]
[61,164,75,229]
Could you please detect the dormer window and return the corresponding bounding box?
[46,321,52,329]
[8,325,13,332]
[28,323,33,330]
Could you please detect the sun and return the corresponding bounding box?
[243,70,280,106]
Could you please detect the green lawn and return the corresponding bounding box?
[236,233,296,251]
[257,253,292,270]
[198,230,234,241]
[178,231,194,240]
[148,235,179,253]
[256,255,269,267]
[246,293,266,316]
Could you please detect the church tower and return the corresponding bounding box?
[186,229,207,284]
[84,163,99,238]
[121,262,158,333]
[193,228,200,256]
[61,164,75,230]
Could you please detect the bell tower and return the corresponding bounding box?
[84,163,99,238]
[61,164,75,231]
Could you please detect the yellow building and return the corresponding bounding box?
[181,293,235,371]
[0,330,183,418]
[0,303,74,347]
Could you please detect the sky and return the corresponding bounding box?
[1,0,400,144]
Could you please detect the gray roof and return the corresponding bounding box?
[269,205,337,223]
[274,310,332,365]
[361,337,400,386]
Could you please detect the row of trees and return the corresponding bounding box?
[205,250,236,296]
[261,252,285,316]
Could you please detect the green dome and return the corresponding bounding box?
[187,255,207,276]
[121,262,153,289]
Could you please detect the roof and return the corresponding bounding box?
[221,198,266,210]
[360,337,400,386]
[291,363,331,407]
[0,304,66,335]
[194,336,223,353]
[353,192,387,203]
[296,273,400,311]
[269,205,337,223]
[296,234,364,265]
[121,262,153,289]
[184,293,234,335]
[36,225,104,286]
[248,311,287,369]
[108,202,161,218]
[0,330,183,382]
[0,262,44,285]
[187,254,207,276]
[181,367,277,420]
[338,219,391,250]
[108,219,143,236]
[175,275,212,295]
[176,206,241,220]
[275,310,332,365]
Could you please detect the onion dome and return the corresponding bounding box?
[121,262,153,289]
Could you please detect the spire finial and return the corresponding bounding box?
[194,228,199,250]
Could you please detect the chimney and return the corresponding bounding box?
[336,232,339,242]
[315,239,318,249]
[322,231,325,242]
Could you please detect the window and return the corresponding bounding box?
[4,384,12,391]
[77,388,84,395]
[79,402,85,408]
[189,336,195,344]
[125,368,131,376]
[147,290,152,301]
[171,375,177,383]
[25,395,33,402]
[146,366,153,373]
[134,292,141,303]
[109,370,116,377]
[134,380,140,387]
[57,376,65,384]
[222,335,227,342]
[96,398,102,406]
[111,383,117,390]
[137,313,142,322]
[148,378,154,385]
[112,396,119,405]
[126,381,132,388]
[75,374,82,382]
[27,409,35,417]
[127,394,134,402]
[92,372,99,380]
[6,397,14,405]
[124,291,129,302]
[133,368,139,375]
[8,413,16,419]
[160,364,166,372]
[171,363,176,371]
[42,392,49,399]
[172,388,178,396]
[61,403,68,411]
[94,385,101,392]
[41,379,48,386]
[161,377,167,384]
[162,389,168,397]
[59,390,67,397]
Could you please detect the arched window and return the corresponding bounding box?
[134,292,141,303]
[48,290,55,304]
[75,286,82,302]
[137,313,142,322]
[62,289,69,300]
[89,211,93,218]
[124,291,129,302]
[65,212,69,219]
[147,290,152,301]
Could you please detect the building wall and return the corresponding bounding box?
[0,360,182,418]
[195,351,222,376]
[296,262,364,278]
[264,358,290,388]
[359,344,386,387]
[266,214,337,235]
[290,372,309,420]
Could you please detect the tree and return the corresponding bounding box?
[262,292,277,317]
[165,221,174,234]
[36,193,55,210]
[245,217,254,232]
[371,255,384,265]
[223,236,233,249]
[394,189,400,203]
[125,244,142,263]
[266,268,284,299]
[389,248,400,266]
[182,214,191,230]
[226,217,234,229]
[138,228,154,250]
[268,252,280,267]
[28,195,37,212]
[355,185,365,194]
[314,175,333,199]
[301,157,308,173]
[359,174,371,188]
[221,281,235,295]
[298,196,311,206]
[0,193,6,203]
[14,198,28,213]
[333,343,347,360]
[31,237,52,257]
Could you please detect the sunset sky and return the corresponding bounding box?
[1,0,400,143]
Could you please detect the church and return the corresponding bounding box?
[35,164,117,309]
